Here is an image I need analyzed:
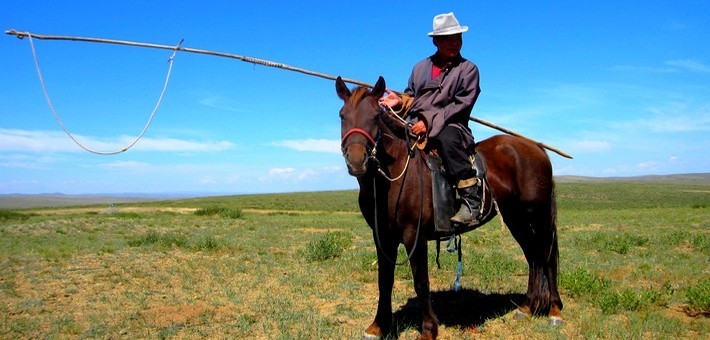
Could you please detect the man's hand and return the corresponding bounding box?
[378,90,402,109]
[411,120,427,135]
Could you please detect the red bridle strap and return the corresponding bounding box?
[341,128,376,147]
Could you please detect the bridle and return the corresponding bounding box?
[340,106,424,265]
[340,108,418,182]
[340,127,377,155]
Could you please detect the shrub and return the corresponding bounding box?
[193,206,243,219]
[684,280,710,316]
[561,268,611,297]
[193,235,222,251]
[608,233,649,254]
[193,207,224,216]
[582,232,650,255]
[0,210,31,221]
[594,288,663,314]
[302,231,353,262]
[158,233,187,248]
[113,212,141,219]
[127,231,187,248]
[219,208,243,219]
[691,234,709,254]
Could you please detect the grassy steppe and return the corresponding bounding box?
[0,182,708,339]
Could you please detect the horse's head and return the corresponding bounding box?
[336,76,386,177]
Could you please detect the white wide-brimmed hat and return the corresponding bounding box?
[428,12,469,37]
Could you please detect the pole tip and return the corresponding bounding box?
[5,29,25,39]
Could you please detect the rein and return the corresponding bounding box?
[371,146,424,266]
[352,106,425,266]
[373,107,418,182]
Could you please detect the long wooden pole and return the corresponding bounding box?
[6,29,573,159]
[5,29,372,88]
[470,117,573,158]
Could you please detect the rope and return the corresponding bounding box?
[375,142,417,182]
[372,147,424,266]
[385,105,409,126]
[25,32,180,155]
[375,106,418,182]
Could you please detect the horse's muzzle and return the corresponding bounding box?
[342,144,369,177]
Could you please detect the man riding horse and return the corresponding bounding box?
[378,12,483,226]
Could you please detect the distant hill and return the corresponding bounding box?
[0,194,176,210]
[555,173,710,185]
[2,173,707,209]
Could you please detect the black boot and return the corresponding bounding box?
[450,181,482,226]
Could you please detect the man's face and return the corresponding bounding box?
[433,34,463,60]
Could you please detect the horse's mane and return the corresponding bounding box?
[346,86,411,140]
[345,86,372,108]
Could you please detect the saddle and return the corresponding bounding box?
[423,151,496,241]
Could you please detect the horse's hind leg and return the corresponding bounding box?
[504,201,563,323]
[544,234,563,325]
[407,238,438,340]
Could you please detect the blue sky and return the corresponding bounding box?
[1,1,708,195]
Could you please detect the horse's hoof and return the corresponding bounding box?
[512,309,530,320]
[549,316,564,327]
[362,333,381,340]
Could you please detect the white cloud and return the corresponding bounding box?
[0,154,57,169]
[199,96,245,112]
[199,176,217,185]
[126,137,233,152]
[98,160,153,172]
[268,167,296,176]
[616,113,710,133]
[0,129,234,153]
[572,140,611,152]
[612,59,710,74]
[611,65,677,74]
[272,139,340,153]
[665,59,710,73]
[636,161,661,171]
[265,166,343,182]
[0,129,74,152]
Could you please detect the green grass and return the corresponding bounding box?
[0,210,33,221]
[685,279,710,317]
[193,206,243,219]
[302,231,354,262]
[0,181,707,338]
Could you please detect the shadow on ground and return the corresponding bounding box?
[389,288,525,337]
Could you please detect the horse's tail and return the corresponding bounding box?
[529,175,563,315]
[544,179,563,313]
[550,179,558,253]
[550,180,559,274]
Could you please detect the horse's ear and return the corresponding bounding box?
[372,76,386,98]
[336,76,351,102]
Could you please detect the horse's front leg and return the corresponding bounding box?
[364,235,398,339]
[407,237,438,340]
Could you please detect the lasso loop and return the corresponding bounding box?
[26,32,181,155]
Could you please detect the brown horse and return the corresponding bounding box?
[336,76,563,339]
